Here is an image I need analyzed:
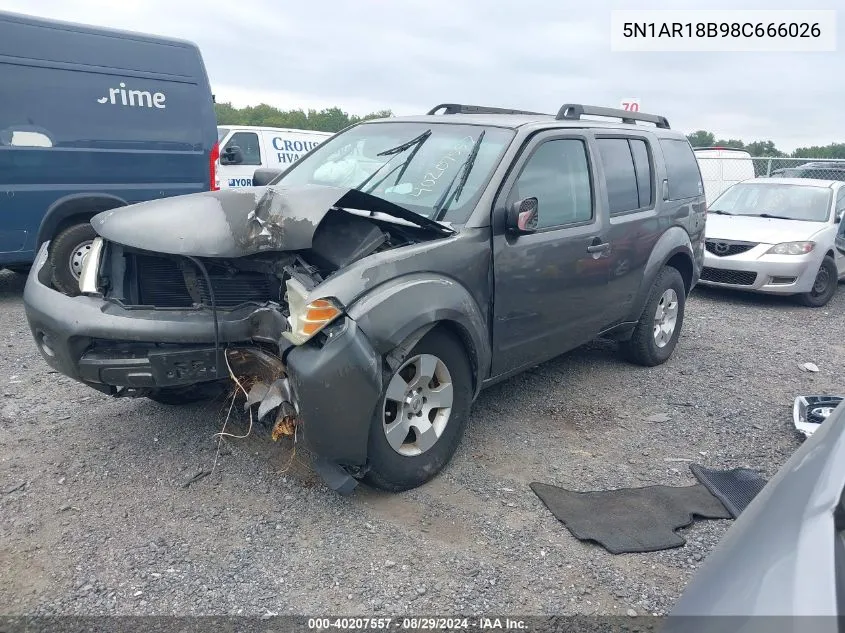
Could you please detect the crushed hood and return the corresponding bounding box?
[705,214,828,245]
[91,184,453,258]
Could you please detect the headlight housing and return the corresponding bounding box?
[765,241,815,256]
[282,278,343,345]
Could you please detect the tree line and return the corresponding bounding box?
[215,103,844,159]
[215,102,392,133]
[685,130,845,159]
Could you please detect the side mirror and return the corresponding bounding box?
[253,168,283,187]
[506,197,539,234]
[220,145,244,165]
[836,209,844,223]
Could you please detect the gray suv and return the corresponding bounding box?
[23,103,706,492]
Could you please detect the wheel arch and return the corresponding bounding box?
[628,227,696,323]
[347,274,491,397]
[37,193,128,247]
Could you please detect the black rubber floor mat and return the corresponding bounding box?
[689,464,767,519]
[530,482,732,554]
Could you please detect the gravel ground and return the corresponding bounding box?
[1,268,842,617]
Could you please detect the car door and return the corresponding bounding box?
[491,132,611,377]
[594,135,661,324]
[220,130,263,188]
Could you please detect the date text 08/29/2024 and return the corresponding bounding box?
[306,617,528,630]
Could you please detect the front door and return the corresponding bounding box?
[491,133,611,376]
[220,130,264,188]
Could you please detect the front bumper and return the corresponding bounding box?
[24,244,267,386]
[698,245,821,294]
[23,243,382,466]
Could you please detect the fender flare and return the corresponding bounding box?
[629,226,696,322]
[37,193,128,246]
[347,274,491,395]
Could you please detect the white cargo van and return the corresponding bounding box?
[693,147,755,206]
[217,126,333,188]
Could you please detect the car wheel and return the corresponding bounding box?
[622,266,686,367]
[147,383,226,406]
[797,256,838,307]
[363,329,472,492]
[48,223,99,296]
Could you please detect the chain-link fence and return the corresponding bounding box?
[694,155,845,205]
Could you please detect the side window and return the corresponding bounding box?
[225,132,262,165]
[597,139,638,214]
[659,139,704,200]
[630,139,654,208]
[837,189,845,229]
[509,139,593,229]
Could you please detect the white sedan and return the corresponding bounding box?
[699,177,845,307]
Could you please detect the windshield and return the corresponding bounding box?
[273,121,515,223]
[217,127,230,142]
[710,183,832,222]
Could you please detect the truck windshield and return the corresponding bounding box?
[274,121,515,223]
[710,183,832,222]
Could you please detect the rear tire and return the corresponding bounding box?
[622,266,686,367]
[48,223,98,296]
[797,256,838,307]
[363,329,473,492]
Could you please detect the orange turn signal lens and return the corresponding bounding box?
[295,299,342,340]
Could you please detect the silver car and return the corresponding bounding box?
[699,178,845,307]
[666,398,845,629]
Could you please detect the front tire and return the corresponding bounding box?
[797,256,838,307]
[363,329,473,492]
[622,266,686,367]
[48,223,99,296]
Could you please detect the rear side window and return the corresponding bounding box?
[597,139,638,214]
[224,132,261,165]
[660,139,703,200]
[630,139,653,208]
[597,138,654,215]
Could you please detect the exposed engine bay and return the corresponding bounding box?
[96,208,430,312]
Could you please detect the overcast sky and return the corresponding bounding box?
[5,0,843,152]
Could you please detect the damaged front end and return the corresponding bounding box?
[27,184,453,493]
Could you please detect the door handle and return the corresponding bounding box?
[587,242,611,254]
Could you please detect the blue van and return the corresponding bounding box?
[0,11,218,294]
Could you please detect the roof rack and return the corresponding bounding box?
[693,146,749,152]
[556,103,670,129]
[427,103,548,116]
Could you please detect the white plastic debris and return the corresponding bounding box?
[799,362,819,373]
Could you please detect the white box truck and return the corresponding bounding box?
[693,147,755,206]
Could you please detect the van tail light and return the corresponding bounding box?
[210,141,220,191]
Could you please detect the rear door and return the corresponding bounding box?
[594,135,661,324]
[491,131,611,376]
